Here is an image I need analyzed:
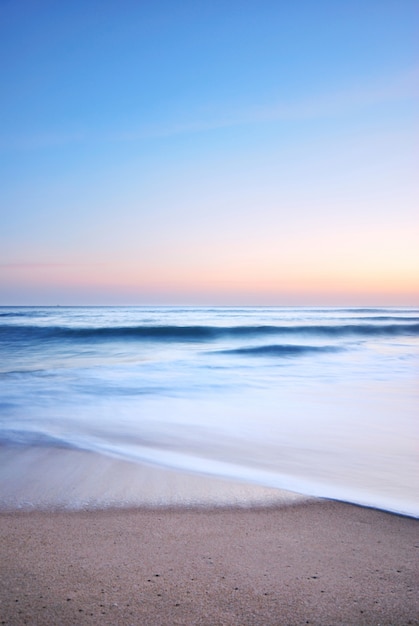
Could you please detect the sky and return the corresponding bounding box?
[0,0,418,305]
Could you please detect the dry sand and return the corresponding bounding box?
[1,501,418,625]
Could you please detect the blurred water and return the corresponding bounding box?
[0,306,418,515]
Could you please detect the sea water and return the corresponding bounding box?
[0,306,418,516]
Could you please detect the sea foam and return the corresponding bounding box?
[1,306,418,516]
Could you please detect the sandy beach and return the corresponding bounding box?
[1,500,418,625]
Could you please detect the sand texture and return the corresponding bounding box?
[1,500,418,625]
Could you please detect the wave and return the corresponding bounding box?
[0,311,38,318]
[337,308,419,314]
[0,324,219,342]
[0,429,75,449]
[1,322,419,344]
[217,344,342,357]
[359,316,419,321]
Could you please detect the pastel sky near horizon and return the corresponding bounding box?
[1,1,418,305]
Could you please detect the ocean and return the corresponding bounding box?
[0,306,418,516]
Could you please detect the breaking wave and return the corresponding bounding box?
[217,344,343,357]
[1,322,419,343]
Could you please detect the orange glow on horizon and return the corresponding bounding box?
[1,259,418,305]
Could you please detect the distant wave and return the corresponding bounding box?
[359,316,419,321]
[0,311,36,317]
[217,344,342,357]
[1,322,419,343]
[0,324,219,341]
[337,308,419,314]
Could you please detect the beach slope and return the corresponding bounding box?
[1,500,418,625]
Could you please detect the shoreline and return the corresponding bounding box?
[1,500,418,625]
[1,445,417,518]
[0,445,313,511]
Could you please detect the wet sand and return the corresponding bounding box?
[1,500,418,625]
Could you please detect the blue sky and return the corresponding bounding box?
[1,1,418,304]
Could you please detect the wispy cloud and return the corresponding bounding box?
[2,67,417,150]
[259,66,418,119]
[119,67,419,140]
[0,263,103,269]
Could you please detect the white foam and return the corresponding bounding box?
[0,446,311,511]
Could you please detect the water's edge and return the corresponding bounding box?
[1,306,418,517]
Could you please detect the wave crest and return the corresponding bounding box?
[1,322,418,343]
[217,344,342,357]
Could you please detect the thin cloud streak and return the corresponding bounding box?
[115,66,418,141]
[2,68,417,150]
[0,263,104,269]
